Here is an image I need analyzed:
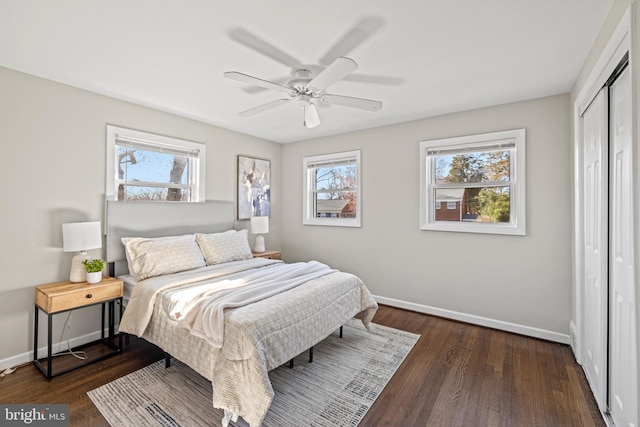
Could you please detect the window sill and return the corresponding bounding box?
[304,218,361,227]
[420,221,525,236]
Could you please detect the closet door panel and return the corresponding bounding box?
[581,88,608,411]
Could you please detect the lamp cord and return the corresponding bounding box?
[1,313,89,379]
[57,312,88,361]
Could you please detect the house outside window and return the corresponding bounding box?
[106,125,206,202]
[420,128,526,235]
[303,150,361,227]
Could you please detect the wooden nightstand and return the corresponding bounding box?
[34,276,124,380]
[252,250,281,260]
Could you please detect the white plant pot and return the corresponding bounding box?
[86,271,102,284]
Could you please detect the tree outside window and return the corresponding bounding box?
[303,150,361,227]
[106,125,205,202]
[420,129,525,235]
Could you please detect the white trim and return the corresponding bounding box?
[106,124,206,202]
[576,9,634,116]
[569,320,578,355]
[420,128,526,235]
[302,150,362,227]
[374,295,570,344]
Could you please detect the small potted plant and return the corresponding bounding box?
[83,259,105,284]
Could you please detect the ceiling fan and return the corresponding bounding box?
[223,17,397,129]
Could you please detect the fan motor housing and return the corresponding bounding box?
[288,68,315,93]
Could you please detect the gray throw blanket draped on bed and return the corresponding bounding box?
[172,261,335,347]
[120,258,280,337]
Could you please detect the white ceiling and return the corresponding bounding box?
[1,1,612,143]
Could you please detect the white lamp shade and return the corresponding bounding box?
[250,216,269,234]
[62,221,102,283]
[62,221,102,252]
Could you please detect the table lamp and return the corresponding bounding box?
[250,216,269,253]
[62,221,102,283]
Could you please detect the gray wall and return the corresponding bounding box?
[281,94,572,337]
[0,70,575,365]
[0,67,282,366]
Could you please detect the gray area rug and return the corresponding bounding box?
[88,319,419,426]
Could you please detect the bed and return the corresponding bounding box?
[105,200,378,427]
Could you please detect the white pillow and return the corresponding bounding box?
[122,234,205,280]
[196,229,253,265]
[121,235,188,274]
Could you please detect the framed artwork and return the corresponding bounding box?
[237,155,271,219]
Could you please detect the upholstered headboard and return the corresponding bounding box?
[105,200,235,275]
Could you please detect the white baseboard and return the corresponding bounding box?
[374,295,570,344]
[0,329,109,372]
[2,298,570,370]
[569,320,578,358]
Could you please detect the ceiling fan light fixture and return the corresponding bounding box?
[303,103,320,128]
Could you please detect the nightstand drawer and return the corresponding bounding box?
[35,277,123,313]
[253,250,281,260]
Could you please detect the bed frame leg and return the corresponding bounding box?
[340,325,343,338]
[288,346,315,368]
[165,353,171,368]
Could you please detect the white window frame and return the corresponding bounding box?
[106,125,206,202]
[420,128,526,235]
[303,150,361,227]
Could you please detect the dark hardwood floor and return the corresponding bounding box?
[1,305,604,426]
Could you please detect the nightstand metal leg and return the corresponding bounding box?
[108,301,115,338]
[33,305,38,363]
[101,303,106,340]
[47,312,53,380]
[118,299,123,350]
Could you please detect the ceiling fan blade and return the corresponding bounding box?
[229,28,301,68]
[308,57,358,92]
[342,73,405,86]
[224,71,295,95]
[319,16,384,65]
[303,103,320,128]
[242,76,290,94]
[239,98,291,117]
[321,94,383,111]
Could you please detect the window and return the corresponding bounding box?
[303,150,361,227]
[106,125,205,202]
[420,129,525,235]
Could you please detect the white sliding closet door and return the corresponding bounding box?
[608,66,637,427]
[581,87,609,411]
[580,64,637,425]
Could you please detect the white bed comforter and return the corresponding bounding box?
[120,257,281,337]
[119,258,378,426]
